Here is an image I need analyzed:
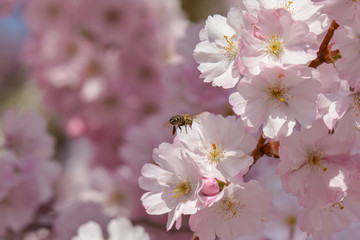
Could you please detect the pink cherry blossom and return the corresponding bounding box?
[278,120,355,207]
[139,142,203,230]
[239,8,317,75]
[189,181,272,240]
[193,8,245,88]
[242,0,328,34]
[176,112,256,182]
[312,0,360,25]
[230,66,320,139]
[298,176,360,240]
[0,153,60,234]
[0,109,60,234]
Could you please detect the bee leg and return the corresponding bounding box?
[185,125,188,133]
[172,126,176,136]
[179,126,182,133]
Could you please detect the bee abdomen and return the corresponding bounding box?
[169,115,183,125]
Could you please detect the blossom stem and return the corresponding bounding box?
[263,140,280,158]
[251,133,266,162]
[247,134,280,174]
[309,20,339,68]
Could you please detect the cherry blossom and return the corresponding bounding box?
[299,176,360,240]
[230,66,320,139]
[2,0,360,239]
[278,120,355,207]
[176,112,256,182]
[139,142,203,230]
[193,8,245,88]
[242,0,327,34]
[189,181,272,240]
[312,0,360,25]
[239,8,317,75]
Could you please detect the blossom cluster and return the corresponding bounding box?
[0,0,233,239]
[140,0,360,239]
[0,0,359,239]
[140,112,272,240]
[0,109,60,235]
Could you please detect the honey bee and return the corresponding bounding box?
[169,114,194,136]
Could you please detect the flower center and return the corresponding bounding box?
[285,215,297,227]
[219,196,244,220]
[332,201,345,210]
[348,0,360,9]
[206,143,225,165]
[265,82,289,108]
[306,150,327,172]
[171,179,192,199]
[220,35,239,61]
[265,34,284,60]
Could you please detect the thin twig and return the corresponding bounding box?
[250,133,266,162]
[309,20,339,68]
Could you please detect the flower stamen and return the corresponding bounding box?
[265,83,289,108]
[275,1,295,15]
[306,150,328,172]
[265,34,284,60]
[171,179,192,199]
[220,35,239,61]
[219,196,245,220]
[206,143,225,165]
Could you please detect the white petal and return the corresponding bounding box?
[72,221,103,240]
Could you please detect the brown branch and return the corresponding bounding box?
[263,140,280,158]
[250,133,266,163]
[309,20,339,69]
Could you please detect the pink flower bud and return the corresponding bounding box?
[201,178,219,196]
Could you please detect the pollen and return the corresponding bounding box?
[328,200,345,213]
[347,0,360,9]
[355,122,360,132]
[219,196,244,221]
[171,179,192,200]
[265,34,285,60]
[275,1,295,15]
[206,143,225,165]
[265,83,290,108]
[306,149,328,172]
[220,35,239,61]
